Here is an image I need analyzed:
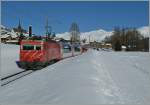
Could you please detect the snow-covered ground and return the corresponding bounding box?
[0,46,150,104]
[1,44,24,78]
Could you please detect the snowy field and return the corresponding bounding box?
[1,44,24,78]
[0,44,150,104]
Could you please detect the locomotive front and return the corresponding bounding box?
[17,40,45,70]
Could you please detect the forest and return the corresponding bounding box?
[103,27,149,51]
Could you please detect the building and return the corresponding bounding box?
[0,25,19,44]
[13,20,27,35]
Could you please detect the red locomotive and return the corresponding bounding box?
[16,25,84,70]
[17,38,61,70]
[17,38,84,70]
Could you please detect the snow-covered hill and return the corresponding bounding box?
[138,26,149,38]
[56,26,149,42]
[56,29,113,42]
[81,29,113,42]
[0,46,150,104]
[1,25,148,42]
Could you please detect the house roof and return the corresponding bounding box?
[0,35,11,38]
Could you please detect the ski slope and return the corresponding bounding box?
[0,47,150,104]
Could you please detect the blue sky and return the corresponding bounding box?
[1,1,149,35]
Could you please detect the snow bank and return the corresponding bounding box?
[1,44,24,78]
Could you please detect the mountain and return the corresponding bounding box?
[56,32,71,40]
[80,29,113,42]
[56,29,113,43]
[137,26,149,38]
[56,26,149,43]
[1,25,148,42]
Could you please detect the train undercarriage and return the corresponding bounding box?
[16,60,59,70]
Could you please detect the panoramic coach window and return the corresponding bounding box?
[23,45,34,50]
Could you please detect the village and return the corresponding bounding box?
[0,21,114,51]
[1,21,149,52]
[0,1,150,104]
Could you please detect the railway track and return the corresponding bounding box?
[1,53,82,86]
[1,70,33,86]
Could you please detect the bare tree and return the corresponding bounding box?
[103,27,148,51]
[69,22,80,44]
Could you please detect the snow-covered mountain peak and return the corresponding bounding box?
[56,26,149,43]
[56,29,113,42]
[138,26,149,38]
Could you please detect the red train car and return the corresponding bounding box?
[17,39,61,70]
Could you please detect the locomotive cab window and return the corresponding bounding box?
[23,45,34,50]
[36,46,41,50]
